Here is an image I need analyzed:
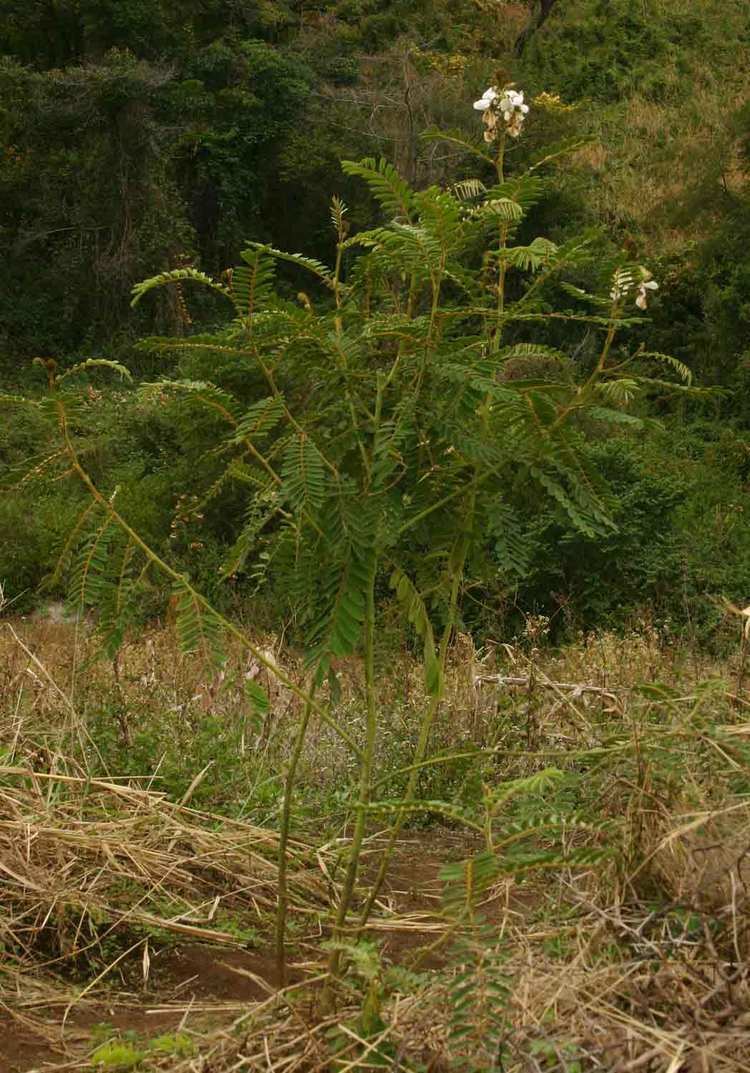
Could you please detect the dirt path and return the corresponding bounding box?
[1,838,468,1072]
[1,942,280,1072]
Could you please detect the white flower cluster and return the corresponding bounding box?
[635,277,659,310]
[473,85,529,142]
[610,267,659,310]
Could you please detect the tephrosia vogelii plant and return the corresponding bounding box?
[10,82,694,988]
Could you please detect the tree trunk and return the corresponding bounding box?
[515,0,561,57]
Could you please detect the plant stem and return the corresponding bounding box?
[491,134,508,353]
[550,312,619,431]
[276,691,316,985]
[327,555,378,976]
[55,399,361,759]
[358,522,472,927]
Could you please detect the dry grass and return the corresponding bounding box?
[3,615,750,1071]
[550,0,750,253]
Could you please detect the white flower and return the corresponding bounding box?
[635,279,659,310]
[474,84,530,140]
[473,87,498,111]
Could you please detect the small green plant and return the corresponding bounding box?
[147,1032,195,1058]
[89,1030,194,1070]
[90,1039,144,1071]
[446,926,512,1071]
[324,939,396,1070]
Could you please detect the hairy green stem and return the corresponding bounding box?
[550,309,620,431]
[358,519,472,927]
[327,556,378,977]
[491,134,508,353]
[276,691,316,985]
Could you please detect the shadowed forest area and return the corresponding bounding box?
[3,2,750,1071]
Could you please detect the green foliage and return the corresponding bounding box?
[89,1029,194,1071]
[6,5,750,1061]
[90,1039,144,1071]
[172,580,226,669]
[7,99,697,653]
[390,568,441,696]
[517,0,746,104]
[446,928,511,1070]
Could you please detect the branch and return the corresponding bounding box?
[515,0,562,57]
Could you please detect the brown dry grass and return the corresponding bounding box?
[3,615,750,1071]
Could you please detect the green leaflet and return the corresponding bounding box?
[57,359,132,384]
[243,241,336,290]
[172,580,225,670]
[390,567,442,697]
[477,197,524,223]
[305,551,371,680]
[280,434,327,514]
[340,157,414,220]
[131,267,233,309]
[244,678,271,718]
[232,396,285,443]
[140,379,242,422]
[232,250,277,319]
[67,517,117,614]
